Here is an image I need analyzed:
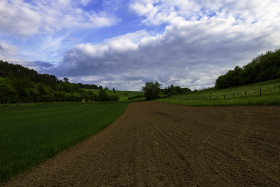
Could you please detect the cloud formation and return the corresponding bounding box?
[130,0,280,26]
[0,0,120,37]
[1,0,280,90]
[0,42,18,59]
[47,0,280,90]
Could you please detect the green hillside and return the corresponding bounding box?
[159,79,280,106]
[82,89,144,102]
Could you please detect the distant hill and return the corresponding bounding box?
[215,49,280,88]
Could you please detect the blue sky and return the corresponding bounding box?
[1,0,280,90]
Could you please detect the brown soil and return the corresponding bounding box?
[4,101,280,186]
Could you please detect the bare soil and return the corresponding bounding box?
[4,101,280,186]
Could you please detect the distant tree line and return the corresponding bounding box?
[216,49,280,88]
[142,82,191,100]
[162,85,191,96]
[77,83,98,89]
[0,60,118,103]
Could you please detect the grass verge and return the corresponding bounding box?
[0,102,129,184]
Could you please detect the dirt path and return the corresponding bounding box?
[4,101,280,186]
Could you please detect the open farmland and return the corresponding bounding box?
[4,101,280,186]
[0,102,129,184]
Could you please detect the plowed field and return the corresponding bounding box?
[4,101,280,186]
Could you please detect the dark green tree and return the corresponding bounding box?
[99,89,108,101]
[0,78,16,103]
[215,49,280,88]
[142,82,161,100]
[63,77,69,83]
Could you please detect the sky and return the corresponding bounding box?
[0,0,280,91]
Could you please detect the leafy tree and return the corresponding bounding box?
[63,77,69,83]
[0,78,16,103]
[99,89,108,101]
[142,82,161,100]
[29,87,40,102]
[78,83,98,89]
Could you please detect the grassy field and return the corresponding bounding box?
[159,79,280,106]
[0,102,129,184]
[83,89,144,101]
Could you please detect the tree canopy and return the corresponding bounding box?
[142,82,161,100]
[215,49,280,88]
[162,85,191,96]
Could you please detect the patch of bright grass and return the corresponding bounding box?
[0,102,129,184]
[82,89,143,102]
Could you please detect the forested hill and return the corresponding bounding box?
[0,60,118,103]
[215,49,280,88]
[0,60,100,89]
[0,60,60,88]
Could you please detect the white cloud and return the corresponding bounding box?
[48,5,280,90]
[129,0,280,27]
[0,0,120,37]
[130,2,156,16]
[80,0,91,6]
[0,42,18,57]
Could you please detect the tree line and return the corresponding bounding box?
[162,85,191,96]
[0,60,118,103]
[142,82,191,100]
[215,49,280,88]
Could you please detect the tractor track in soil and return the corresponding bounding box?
[4,101,280,186]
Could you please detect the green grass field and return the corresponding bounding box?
[0,102,129,184]
[159,79,280,106]
[83,89,144,101]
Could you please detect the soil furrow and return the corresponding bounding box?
[4,101,280,186]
